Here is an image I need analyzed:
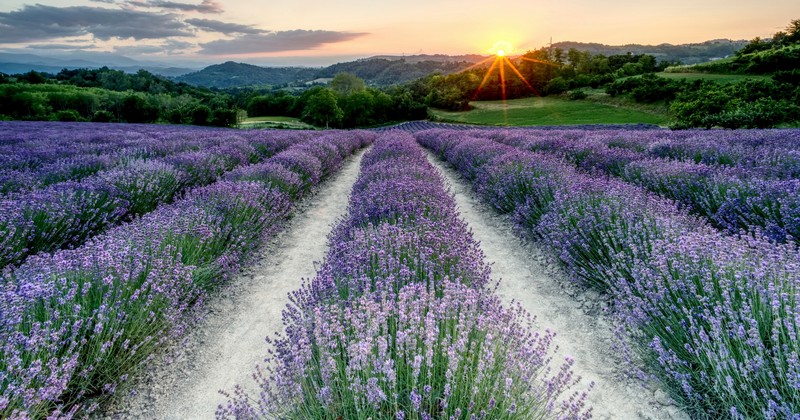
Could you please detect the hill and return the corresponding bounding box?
[551,40,748,64]
[315,58,474,85]
[175,61,320,88]
[175,57,477,89]
[0,52,195,78]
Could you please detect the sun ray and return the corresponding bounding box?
[472,56,502,100]
[461,56,496,72]
[499,57,508,125]
[468,42,561,125]
[519,57,559,66]
[499,56,507,101]
[503,56,540,96]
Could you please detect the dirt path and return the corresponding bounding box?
[107,149,366,419]
[426,154,688,420]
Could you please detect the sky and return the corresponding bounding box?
[1,0,798,66]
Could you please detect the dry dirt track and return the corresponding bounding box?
[107,149,366,419]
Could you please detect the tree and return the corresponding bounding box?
[787,19,800,43]
[190,105,211,126]
[340,90,374,127]
[120,95,158,123]
[301,88,343,128]
[330,73,365,96]
[209,108,239,127]
[19,71,47,84]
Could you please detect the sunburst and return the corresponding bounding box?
[472,42,540,101]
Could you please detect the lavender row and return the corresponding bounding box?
[477,127,800,179]
[484,129,800,244]
[0,128,326,270]
[416,129,800,419]
[0,131,374,419]
[218,132,591,420]
[0,122,320,194]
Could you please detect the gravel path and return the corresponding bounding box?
[426,153,688,420]
[106,149,365,419]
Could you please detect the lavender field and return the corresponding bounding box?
[417,127,800,419]
[0,122,374,417]
[1,121,799,419]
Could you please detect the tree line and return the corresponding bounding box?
[0,68,428,129]
[242,72,428,128]
[0,67,238,126]
[607,19,800,128]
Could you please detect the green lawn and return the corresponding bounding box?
[654,72,770,84]
[238,116,314,129]
[430,96,669,126]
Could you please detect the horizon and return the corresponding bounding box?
[1,0,799,67]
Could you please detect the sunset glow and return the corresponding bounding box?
[0,0,797,65]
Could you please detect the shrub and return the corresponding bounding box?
[53,109,82,122]
[190,105,211,126]
[568,89,588,100]
[91,110,115,122]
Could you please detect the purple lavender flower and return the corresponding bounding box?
[218,132,590,420]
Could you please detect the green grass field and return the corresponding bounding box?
[238,116,314,130]
[430,96,669,126]
[654,71,770,84]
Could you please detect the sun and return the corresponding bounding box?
[489,40,513,56]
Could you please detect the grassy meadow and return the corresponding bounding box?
[237,116,315,130]
[654,71,771,83]
[430,96,669,126]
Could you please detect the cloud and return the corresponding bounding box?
[198,30,368,55]
[112,45,167,55]
[127,0,222,14]
[185,18,263,34]
[26,43,98,50]
[0,5,192,43]
[112,39,195,55]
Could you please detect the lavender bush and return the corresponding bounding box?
[269,149,323,190]
[614,231,800,418]
[0,181,128,268]
[95,159,185,216]
[225,162,304,199]
[222,281,588,420]
[621,159,800,243]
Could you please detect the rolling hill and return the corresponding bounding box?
[551,39,748,64]
[175,57,478,88]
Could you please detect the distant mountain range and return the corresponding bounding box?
[0,52,196,77]
[0,39,749,88]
